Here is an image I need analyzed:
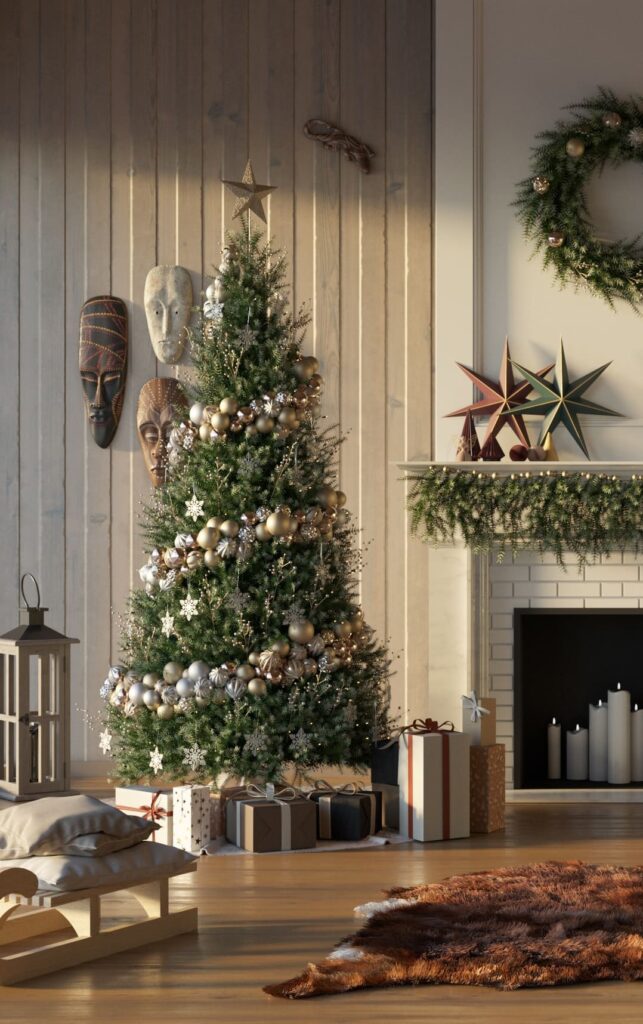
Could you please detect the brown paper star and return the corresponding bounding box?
[222,160,276,223]
[446,339,554,448]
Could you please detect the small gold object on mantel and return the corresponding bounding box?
[543,433,559,461]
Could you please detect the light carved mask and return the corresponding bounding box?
[136,377,188,487]
[79,296,128,449]
[144,265,193,364]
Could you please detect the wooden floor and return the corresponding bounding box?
[1,802,642,1022]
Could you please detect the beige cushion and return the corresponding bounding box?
[10,840,195,892]
[0,795,157,859]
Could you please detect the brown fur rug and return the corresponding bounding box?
[265,861,643,999]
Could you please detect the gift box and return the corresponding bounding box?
[308,784,382,841]
[470,743,505,834]
[461,693,496,746]
[226,785,317,853]
[398,721,470,841]
[173,784,211,853]
[370,782,399,831]
[114,786,173,845]
[371,739,399,785]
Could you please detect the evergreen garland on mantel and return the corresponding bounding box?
[408,466,643,567]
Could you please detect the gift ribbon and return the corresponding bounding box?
[116,790,173,842]
[404,721,454,841]
[462,691,490,724]
[234,784,297,850]
[309,781,377,839]
[376,718,455,749]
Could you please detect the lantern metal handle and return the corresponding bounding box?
[20,573,41,611]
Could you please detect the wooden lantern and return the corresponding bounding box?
[0,575,78,801]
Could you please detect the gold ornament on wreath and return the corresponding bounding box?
[515,87,643,307]
[100,614,368,719]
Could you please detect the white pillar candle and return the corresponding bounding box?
[607,683,631,785]
[588,699,608,782]
[547,718,561,780]
[631,704,643,783]
[566,724,588,781]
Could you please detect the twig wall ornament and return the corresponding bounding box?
[79,296,128,449]
[136,378,188,488]
[303,119,374,174]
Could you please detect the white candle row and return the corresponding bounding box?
[547,685,643,783]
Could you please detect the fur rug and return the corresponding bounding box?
[265,861,643,999]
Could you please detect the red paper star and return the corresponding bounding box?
[446,339,554,448]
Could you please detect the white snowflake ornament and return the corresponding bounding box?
[149,746,164,775]
[99,729,112,756]
[182,743,207,773]
[180,594,199,621]
[161,611,175,638]
[185,494,205,523]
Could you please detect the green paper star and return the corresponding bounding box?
[511,341,623,458]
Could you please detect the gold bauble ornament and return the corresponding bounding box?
[199,423,211,442]
[350,611,364,632]
[259,649,283,674]
[211,411,231,432]
[164,547,184,568]
[333,620,352,638]
[565,137,585,158]
[236,663,257,682]
[317,485,337,508]
[266,510,291,537]
[335,490,347,507]
[163,661,184,683]
[547,231,565,248]
[220,519,240,538]
[248,651,262,667]
[246,424,258,438]
[272,639,290,657]
[293,355,319,381]
[255,415,274,434]
[265,670,283,685]
[532,176,550,194]
[219,396,239,415]
[157,703,175,720]
[602,111,622,129]
[204,549,221,568]
[142,672,159,688]
[288,619,315,644]
[248,678,267,697]
[238,405,254,423]
[255,522,272,542]
[186,550,203,570]
[302,658,317,677]
[207,516,224,529]
[278,406,298,427]
[197,526,220,550]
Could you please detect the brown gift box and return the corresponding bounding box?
[225,791,317,853]
[470,743,505,834]
[462,696,497,746]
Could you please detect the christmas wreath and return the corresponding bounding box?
[515,87,643,308]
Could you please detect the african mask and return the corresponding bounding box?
[144,265,193,364]
[79,296,128,448]
[136,377,188,487]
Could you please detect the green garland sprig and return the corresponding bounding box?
[515,87,643,308]
[408,466,643,566]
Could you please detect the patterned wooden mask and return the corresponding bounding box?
[136,377,188,487]
[79,296,128,448]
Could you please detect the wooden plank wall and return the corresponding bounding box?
[0,0,432,767]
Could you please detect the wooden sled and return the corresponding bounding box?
[0,860,198,984]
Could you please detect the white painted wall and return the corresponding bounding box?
[436,0,643,462]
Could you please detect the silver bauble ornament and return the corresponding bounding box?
[195,678,213,699]
[217,537,238,558]
[284,658,304,680]
[628,126,643,146]
[108,664,126,684]
[176,677,195,698]
[163,661,184,683]
[308,634,326,656]
[210,665,231,687]
[259,649,283,674]
[188,659,211,682]
[128,681,147,706]
[100,679,114,699]
[189,401,205,426]
[161,685,179,705]
[303,658,318,677]
[226,677,247,700]
[143,689,162,709]
[177,696,196,715]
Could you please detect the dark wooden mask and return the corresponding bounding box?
[136,377,188,487]
[79,296,128,448]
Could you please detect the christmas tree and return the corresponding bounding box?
[101,165,390,784]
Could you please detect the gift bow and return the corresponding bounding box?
[377,718,455,749]
[462,691,490,723]
[243,782,298,802]
[115,790,173,842]
[233,783,298,850]
[310,779,361,796]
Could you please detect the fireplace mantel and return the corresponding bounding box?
[400,461,643,476]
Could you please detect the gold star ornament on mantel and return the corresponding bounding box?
[222,160,276,223]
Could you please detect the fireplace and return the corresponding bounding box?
[513,609,643,788]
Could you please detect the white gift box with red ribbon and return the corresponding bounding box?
[114,786,174,846]
[397,719,470,842]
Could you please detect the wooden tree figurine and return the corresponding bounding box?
[456,412,481,462]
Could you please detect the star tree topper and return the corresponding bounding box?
[222,160,276,223]
[446,338,554,448]
[511,340,623,459]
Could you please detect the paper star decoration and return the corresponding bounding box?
[511,340,623,458]
[149,746,164,775]
[185,494,205,522]
[180,594,199,621]
[99,729,112,756]
[182,743,207,773]
[222,160,276,223]
[446,339,554,448]
[161,611,175,638]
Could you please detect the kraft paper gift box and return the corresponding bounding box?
[308,785,382,841]
[226,789,317,853]
[173,784,211,853]
[461,693,496,747]
[398,724,470,841]
[370,782,399,831]
[114,786,173,845]
[371,739,399,785]
[470,743,505,834]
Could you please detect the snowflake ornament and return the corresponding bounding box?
[244,729,268,756]
[229,587,250,614]
[180,594,199,621]
[289,728,312,757]
[161,611,175,638]
[236,323,258,351]
[282,602,306,626]
[182,743,207,773]
[149,746,164,775]
[99,729,112,756]
[185,494,205,523]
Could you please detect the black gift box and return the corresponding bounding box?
[308,788,382,841]
[371,740,399,785]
